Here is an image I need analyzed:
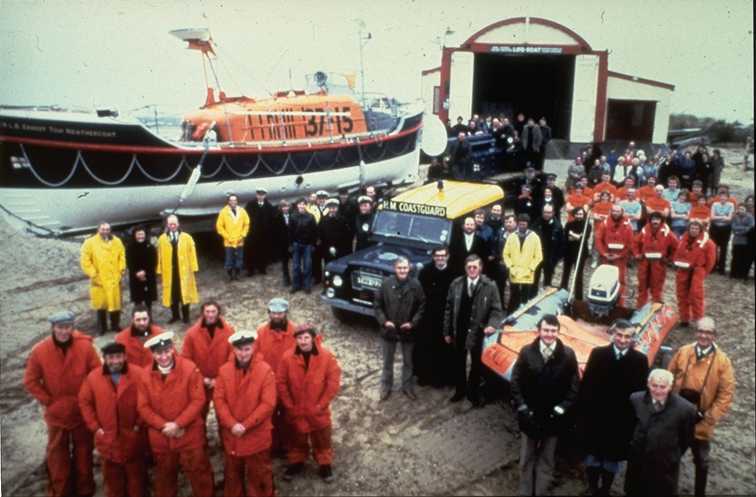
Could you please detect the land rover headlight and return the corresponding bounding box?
[416,262,424,271]
[325,288,336,298]
[332,275,343,287]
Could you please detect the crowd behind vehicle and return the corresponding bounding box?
[22,133,751,496]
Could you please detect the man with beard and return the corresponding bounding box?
[577,320,649,496]
[533,205,564,288]
[246,188,276,276]
[416,247,456,387]
[374,257,426,401]
[277,324,341,483]
[595,205,634,306]
[137,332,214,497]
[115,304,162,369]
[512,315,579,496]
[214,330,277,497]
[667,317,736,497]
[254,298,298,457]
[216,193,250,281]
[449,217,488,276]
[181,301,236,427]
[672,220,717,327]
[443,255,502,407]
[79,342,147,497]
[503,214,543,312]
[156,215,199,324]
[318,198,353,275]
[633,211,679,309]
[354,196,375,251]
[24,311,101,497]
[125,225,157,315]
[81,221,126,335]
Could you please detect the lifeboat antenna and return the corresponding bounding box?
[170,28,224,106]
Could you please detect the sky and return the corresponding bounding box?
[1,0,753,123]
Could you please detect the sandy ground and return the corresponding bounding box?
[1,154,753,496]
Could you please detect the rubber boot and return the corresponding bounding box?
[598,470,615,496]
[181,304,190,324]
[96,310,108,336]
[227,269,234,282]
[109,311,121,332]
[585,466,600,496]
[169,303,180,323]
[233,268,240,281]
[694,466,708,497]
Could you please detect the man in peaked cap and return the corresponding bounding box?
[319,198,352,273]
[214,329,277,497]
[137,331,214,497]
[79,341,147,497]
[24,310,101,497]
[246,187,276,277]
[277,324,341,483]
[354,196,375,251]
[310,190,330,284]
[255,297,298,457]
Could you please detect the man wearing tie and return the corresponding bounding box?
[450,217,488,276]
[156,215,200,323]
[443,255,502,407]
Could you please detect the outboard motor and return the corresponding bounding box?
[587,264,620,317]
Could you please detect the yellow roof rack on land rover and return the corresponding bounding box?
[388,180,504,220]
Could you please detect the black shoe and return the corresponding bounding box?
[449,392,465,403]
[403,389,418,401]
[469,398,484,409]
[318,465,334,483]
[304,288,312,294]
[109,311,121,332]
[181,305,190,324]
[379,389,391,402]
[283,463,304,481]
[290,287,300,294]
[96,310,108,336]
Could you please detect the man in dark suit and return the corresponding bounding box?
[577,319,650,496]
[449,217,489,276]
[245,188,276,276]
[511,314,580,496]
[272,200,292,286]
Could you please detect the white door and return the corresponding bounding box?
[569,54,599,143]
[448,51,475,123]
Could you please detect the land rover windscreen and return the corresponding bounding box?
[321,180,504,319]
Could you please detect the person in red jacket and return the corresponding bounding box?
[633,211,679,309]
[137,331,214,497]
[115,304,162,369]
[277,324,341,483]
[78,342,146,497]
[595,205,635,305]
[214,330,277,497]
[23,310,101,497]
[672,220,717,327]
[254,297,297,456]
[181,300,235,422]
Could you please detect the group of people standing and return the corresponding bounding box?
[24,298,341,497]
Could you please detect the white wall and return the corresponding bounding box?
[475,19,578,45]
[420,70,440,116]
[570,54,599,142]
[448,51,475,122]
[607,75,672,143]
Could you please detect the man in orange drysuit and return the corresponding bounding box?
[23,310,101,497]
[254,297,298,456]
[595,204,635,305]
[672,220,717,327]
[633,211,679,309]
[114,304,162,369]
[181,300,235,424]
[277,324,341,483]
[136,331,214,497]
[214,330,277,497]
[78,341,146,497]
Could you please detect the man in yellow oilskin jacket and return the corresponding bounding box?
[157,214,200,323]
[216,193,250,282]
[503,213,543,313]
[80,222,126,335]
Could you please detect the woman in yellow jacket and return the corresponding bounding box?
[216,194,250,281]
[157,214,200,323]
[667,316,735,497]
[502,214,543,313]
[80,222,126,335]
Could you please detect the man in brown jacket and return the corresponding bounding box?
[24,310,101,497]
[136,331,214,497]
[79,341,146,497]
[668,316,735,497]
